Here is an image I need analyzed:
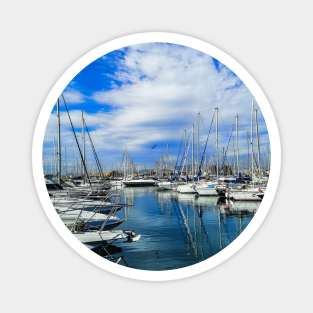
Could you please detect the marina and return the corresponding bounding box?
[43,92,268,270]
[42,43,270,270]
[115,187,256,270]
[47,178,258,270]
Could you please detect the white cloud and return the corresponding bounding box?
[44,43,269,168]
[63,88,85,104]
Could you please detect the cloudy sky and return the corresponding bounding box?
[43,43,270,173]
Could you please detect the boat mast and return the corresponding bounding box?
[267,141,271,173]
[197,112,200,178]
[235,113,239,176]
[131,159,134,177]
[215,107,219,180]
[81,111,86,183]
[180,132,191,181]
[62,94,92,188]
[246,131,250,175]
[197,111,215,178]
[82,115,105,181]
[64,144,67,176]
[192,123,194,178]
[53,136,57,176]
[56,98,62,185]
[184,128,187,178]
[166,143,169,176]
[232,136,236,175]
[255,108,261,176]
[123,150,126,180]
[250,99,254,181]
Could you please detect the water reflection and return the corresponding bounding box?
[101,187,258,271]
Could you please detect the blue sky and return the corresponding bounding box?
[43,43,270,173]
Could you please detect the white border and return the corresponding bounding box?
[32,32,281,282]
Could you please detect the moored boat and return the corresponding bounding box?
[56,209,123,230]
[157,181,178,191]
[227,189,263,201]
[75,230,141,245]
[123,178,156,187]
[177,183,196,194]
[195,182,218,196]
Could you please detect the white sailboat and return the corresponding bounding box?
[194,108,220,196]
[177,129,196,194]
[195,182,218,196]
[177,183,196,194]
[56,208,124,230]
[226,99,264,202]
[226,188,263,201]
[52,197,120,213]
[123,178,156,187]
[157,181,178,191]
[75,230,141,245]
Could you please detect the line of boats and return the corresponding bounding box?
[43,94,268,263]
[117,100,268,202]
[46,178,141,263]
[46,174,263,264]
[46,173,264,251]
[121,176,266,202]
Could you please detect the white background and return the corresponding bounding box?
[0,1,311,312]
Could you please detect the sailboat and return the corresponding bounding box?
[52,197,121,214]
[120,149,156,186]
[226,99,265,201]
[123,178,156,187]
[195,181,219,196]
[176,129,197,194]
[194,108,220,196]
[157,181,178,191]
[56,208,123,230]
[226,188,263,201]
[177,183,196,193]
[75,230,141,245]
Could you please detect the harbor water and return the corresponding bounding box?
[97,186,258,271]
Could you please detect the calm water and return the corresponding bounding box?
[100,186,258,270]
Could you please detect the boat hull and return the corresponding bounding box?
[195,187,218,196]
[123,180,156,187]
[228,191,263,201]
[157,181,178,191]
[177,184,196,194]
[75,230,140,244]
